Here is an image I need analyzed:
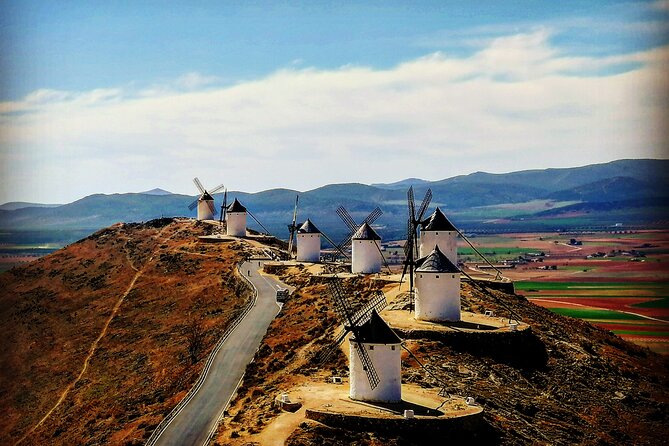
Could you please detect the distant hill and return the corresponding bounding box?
[1,159,667,245]
[0,202,62,211]
[139,188,173,195]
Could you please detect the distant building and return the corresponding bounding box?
[415,245,461,322]
[351,223,382,274]
[226,199,247,237]
[296,219,321,262]
[419,207,458,263]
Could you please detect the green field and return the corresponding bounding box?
[632,298,669,308]
[613,330,669,336]
[515,281,668,291]
[548,308,645,320]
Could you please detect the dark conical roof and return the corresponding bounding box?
[352,310,401,344]
[352,222,381,240]
[199,191,214,201]
[227,198,247,212]
[422,207,457,231]
[298,218,321,234]
[416,245,460,273]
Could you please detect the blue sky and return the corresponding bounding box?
[1,1,668,202]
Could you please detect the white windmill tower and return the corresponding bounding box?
[226,198,247,237]
[351,223,383,274]
[334,206,386,274]
[188,178,224,221]
[419,207,458,264]
[296,219,322,262]
[322,280,401,403]
[415,245,461,322]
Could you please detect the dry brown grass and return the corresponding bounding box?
[215,266,669,446]
[0,219,253,445]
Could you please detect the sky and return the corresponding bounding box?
[1,1,668,203]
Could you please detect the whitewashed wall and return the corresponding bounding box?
[349,340,401,403]
[415,271,461,321]
[226,212,246,237]
[297,233,321,262]
[351,240,381,273]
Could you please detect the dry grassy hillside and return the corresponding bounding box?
[216,267,669,446]
[0,218,253,445]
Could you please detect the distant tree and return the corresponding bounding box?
[184,316,206,364]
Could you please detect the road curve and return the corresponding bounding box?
[151,259,285,446]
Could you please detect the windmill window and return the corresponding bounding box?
[391,346,396,350]
[419,274,423,278]
[436,275,440,279]
[369,345,374,350]
[452,274,455,278]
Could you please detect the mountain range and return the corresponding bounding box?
[2,159,668,244]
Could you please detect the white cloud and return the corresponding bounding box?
[1,30,668,203]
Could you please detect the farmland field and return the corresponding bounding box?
[461,230,669,354]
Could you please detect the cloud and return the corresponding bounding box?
[1,30,668,202]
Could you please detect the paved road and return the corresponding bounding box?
[153,259,285,446]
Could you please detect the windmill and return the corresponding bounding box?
[286,195,299,256]
[400,186,432,312]
[188,178,225,221]
[218,188,228,225]
[320,278,402,402]
[335,206,389,273]
[414,244,462,321]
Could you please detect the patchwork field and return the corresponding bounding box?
[463,230,669,354]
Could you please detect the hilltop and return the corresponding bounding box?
[1,159,668,246]
[0,218,259,445]
[0,219,667,445]
[214,266,669,445]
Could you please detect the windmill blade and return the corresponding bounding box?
[188,199,199,211]
[372,238,392,273]
[336,233,355,255]
[416,188,433,222]
[316,325,349,363]
[209,183,225,194]
[363,207,383,226]
[353,340,381,389]
[246,209,272,235]
[193,177,205,195]
[407,185,416,222]
[287,195,299,254]
[336,206,359,232]
[403,216,414,257]
[327,279,354,325]
[349,290,386,327]
[316,340,343,364]
[219,189,227,223]
[321,230,350,259]
[399,256,410,285]
[207,200,216,216]
[222,189,227,221]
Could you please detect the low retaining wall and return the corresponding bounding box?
[396,326,547,369]
[305,409,491,440]
[463,277,515,294]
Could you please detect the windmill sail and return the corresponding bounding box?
[319,279,392,389]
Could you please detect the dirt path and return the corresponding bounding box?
[15,226,172,445]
